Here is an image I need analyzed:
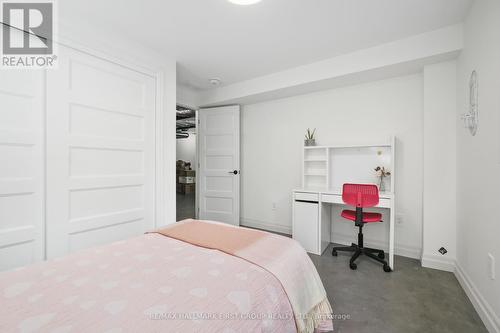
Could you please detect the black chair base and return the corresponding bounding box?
[332,243,391,272]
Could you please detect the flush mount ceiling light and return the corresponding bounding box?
[227,0,262,5]
[209,77,222,86]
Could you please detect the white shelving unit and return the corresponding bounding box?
[302,147,329,190]
[301,138,395,193]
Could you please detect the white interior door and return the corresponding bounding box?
[0,67,44,271]
[198,106,240,225]
[46,46,156,258]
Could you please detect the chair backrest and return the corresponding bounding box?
[342,183,379,208]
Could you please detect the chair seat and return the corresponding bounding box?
[341,210,382,223]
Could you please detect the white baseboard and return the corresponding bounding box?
[331,232,422,259]
[240,218,292,235]
[455,263,500,333]
[421,253,456,272]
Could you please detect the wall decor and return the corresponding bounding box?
[461,70,479,136]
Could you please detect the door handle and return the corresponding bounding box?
[228,170,239,175]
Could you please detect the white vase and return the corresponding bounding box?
[379,177,385,192]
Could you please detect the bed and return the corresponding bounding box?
[0,220,332,333]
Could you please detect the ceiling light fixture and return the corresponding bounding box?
[227,0,262,5]
[209,77,222,86]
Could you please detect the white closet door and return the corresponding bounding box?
[0,70,44,270]
[46,46,156,258]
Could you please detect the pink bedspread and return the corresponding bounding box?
[0,233,297,332]
[156,220,333,333]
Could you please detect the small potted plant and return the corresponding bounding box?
[304,128,316,146]
[374,166,391,192]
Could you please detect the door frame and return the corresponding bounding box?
[174,103,199,221]
[195,109,199,219]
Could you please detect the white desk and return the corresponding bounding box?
[292,188,395,269]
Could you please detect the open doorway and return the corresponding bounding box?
[176,105,197,221]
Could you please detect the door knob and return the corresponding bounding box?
[228,170,239,175]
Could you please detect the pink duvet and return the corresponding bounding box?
[0,233,297,332]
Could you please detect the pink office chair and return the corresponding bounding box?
[331,183,391,272]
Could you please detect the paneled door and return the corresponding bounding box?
[46,46,156,258]
[198,106,240,225]
[0,70,44,270]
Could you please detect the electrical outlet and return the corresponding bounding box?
[488,253,495,280]
[272,202,277,211]
[396,214,404,226]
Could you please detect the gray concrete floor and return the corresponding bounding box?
[176,192,195,221]
[175,206,487,332]
[310,244,488,333]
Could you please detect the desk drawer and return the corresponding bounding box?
[321,193,391,208]
[295,192,318,202]
[377,198,391,208]
[321,193,342,204]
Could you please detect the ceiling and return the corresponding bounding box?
[59,0,472,90]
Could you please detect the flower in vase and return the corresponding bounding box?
[374,166,391,191]
[374,166,391,178]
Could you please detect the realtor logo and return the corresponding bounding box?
[2,2,53,54]
[1,1,57,68]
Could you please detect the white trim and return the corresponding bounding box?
[195,110,199,220]
[421,254,456,272]
[155,71,166,227]
[331,232,421,260]
[241,219,292,235]
[455,263,500,333]
[160,66,178,226]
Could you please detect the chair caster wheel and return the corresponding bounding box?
[383,264,392,273]
[332,250,338,257]
[378,252,385,259]
[349,263,357,270]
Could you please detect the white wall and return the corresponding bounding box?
[177,84,201,109]
[421,61,457,271]
[241,74,424,257]
[455,1,500,331]
[177,133,197,165]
